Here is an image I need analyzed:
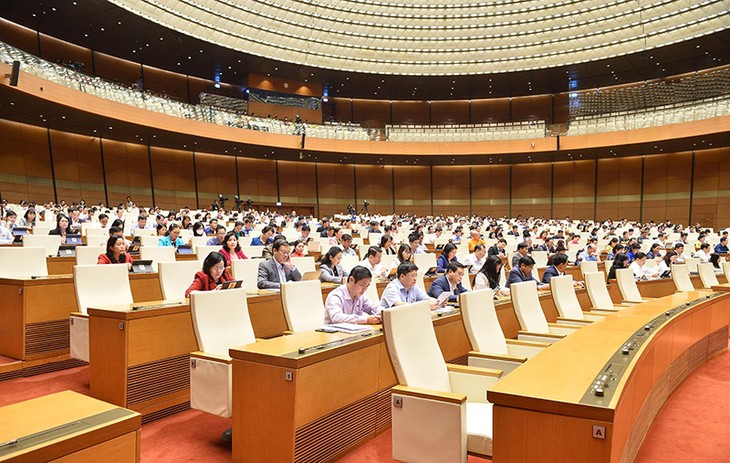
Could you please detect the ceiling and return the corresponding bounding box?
[0,0,728,100]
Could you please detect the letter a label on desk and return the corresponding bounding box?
[592,425,606,439]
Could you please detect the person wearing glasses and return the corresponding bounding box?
[185,252,233,297]
[427,261,468,303]
[257,238,302,289]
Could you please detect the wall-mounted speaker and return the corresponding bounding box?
[10,61,20,86]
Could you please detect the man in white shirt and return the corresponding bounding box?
[694,242,711,263]
[462,243,487,271]
[339,234,358,257]
[324,266,381,325]
[359,246,388,279]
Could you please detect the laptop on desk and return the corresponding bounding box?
[128,243,141,254]
[219,280,243,290]
[425,266,439,276]
[65,234,82,245]
[130,260,155,273]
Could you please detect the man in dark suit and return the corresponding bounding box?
[541,253,569,284]
[257,239,302,289]
[427,262,468,303]
[488,238,507,257]
[506,256,549,289]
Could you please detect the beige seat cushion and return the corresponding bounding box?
[466,402,493,456]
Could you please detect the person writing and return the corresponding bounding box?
[436,243,459,272]
[185,252,233,297]
[359,246,388,279]
[97,235,134,271]
[506,256,549,289]
[380,262,438,310]
[158,223,189,247]
[319,247,348,284]
[427,262,468,302]
[324,266,382,325]
[474,255,509,296]
[257,239,302,289]
[48,213,71,243]
[218,231,247,266]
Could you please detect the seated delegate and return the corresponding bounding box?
[97,235,134,271]
[257,239,302,289]
[218,231,247,266]
[319,247,348,283]
[185,252,233,297]
[427,261,468,302]
[324,266,382,325]
[506,256,549,289]
[380,262,437,310]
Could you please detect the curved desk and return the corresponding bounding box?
[487,291,729,463]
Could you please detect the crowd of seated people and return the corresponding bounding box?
[2,197,728,308]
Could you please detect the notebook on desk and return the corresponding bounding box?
[130,260,155,273]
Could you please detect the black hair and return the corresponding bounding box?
[478,255,502,289]
[518,256,535,267]
[105,235,127,263]
[397,261,418,278]
[223,231,241,251]
[441,242,457,257]
[271,238,290,251]
[445,261,464,273]
[552,253,569,266]
[202,252,226,277]
[348,266,373,283]
[319,246,343,266]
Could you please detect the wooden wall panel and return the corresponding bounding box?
[188,76,219,104]
[511,95,553,123]
[511,163,552,218]
[249,74,322,97]
[93,52,141,88]
[149,147,196,210]
[101,139,153,208]
[236,158,278,207]
[393,166,432,216]
[642,152,692,225]
[351,99,390,128]
[142,66,188,103]
[277,160,317,210]
[691,147,730,228]
[317,163,355,217]
[471,165,510,217]
[471,98,511,124]
[391,101,430,125]
[38,34,92,74]
[430,101,470,125]
[331,98,353,124]
[195,152,238,208]
[0,18,39,55]
[0,119,54,202]
[355,164,393,215]
[553,160,596,220]
[432,166,470,216]
[596,156,643,221]
[49,130,105,205]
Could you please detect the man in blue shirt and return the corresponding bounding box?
[427,262,468,302]
[380,262,437,309]
[507,256,549,289]
[715,237,729,254]
[251,226,275,246]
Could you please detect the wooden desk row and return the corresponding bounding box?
[45,254,199,276]
[488,291,730,463]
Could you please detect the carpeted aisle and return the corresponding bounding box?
[0,349,727,462]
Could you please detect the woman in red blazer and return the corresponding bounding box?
[218,231,247,266]
[185,252,233,297]
[97,235,133,271]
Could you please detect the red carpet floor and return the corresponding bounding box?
[0,348,728,463]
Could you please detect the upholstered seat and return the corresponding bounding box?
[290,256,316,273]
[281,280,325,331]
[510,281,582,344]
[383,301,503,462]
[190,288,255,418]
[139,246,176,269]
[672,264,696,292]
[159,260,202,300]
[230,259,262,291]
[697,263,720,289]
[75,246,101,265]
[0,247,48,278]
[551,275,607,324]
[584,271,630,311]
[460,289,548,375]
[616,268,653,303]
[580,261,599,276]
[23,234,61,256]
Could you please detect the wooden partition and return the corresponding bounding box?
[0,119,55,200]
[471,164,511,217]
[553,160,596,219]
[236,157,278,207]
[278,160,317,209]
[102,139,153,207]
[49,129,105,205]
[94,52,141,88]
[317,163,355,216]
[355,164,394,215]
[689,147,730,228]
[642,152,692,224]
[430,100,470,125]
[511,162,552,218]
[393,165,432,216]
[391,101,430,125]
[194,152,238,207]
[149,147,196,209]
[432,165,470,216]
[596,156,643,221]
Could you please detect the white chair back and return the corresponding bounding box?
[132,228,155,237]
[584,271,616,310]
[73,264,133,314]
[159,260,202,300]
[190,288,255,358]
[196,246,222,261]
[510,281,549,333]
[723,262,730,278]
[291,256,316,273]
[671,264,695,292]
[580,261,599,276]
[382,301,451,391]
[281,280,325,332]
[684,257,700,273]
[460,290,508,355]
[416,272,426,293]
[75,246,101,265]
[364,278,380,303]
[340,255,360,274]
[0,247,48,278]
[191,236,209,250]
[697,263,719,289]
[616,268,643,303]
[413,253,436,271]
[241,245,264,258]
[23,234,61,256]
[531,250,548,268]
[230,259,261,291]
[86,235,107,248]
[85,227,107,237]
[140,235,160,247]
[551,275,584,320]
[140,246,176,269]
